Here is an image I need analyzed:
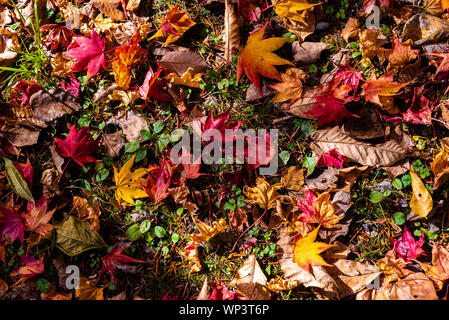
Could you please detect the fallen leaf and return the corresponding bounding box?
[410,166,433,218]
[292,41,329,64]
[55,215,107,256]
[3,156,34,202]
[230,254,270,299]
[190,218,227,243]
[75,277,104,300]
[292,226,335,273]
[30,88,81,123]
[243,177,282,210]
[237,24,293,96]
[270,68,307,103]
[72,196,101,232]
[114,154,149,205]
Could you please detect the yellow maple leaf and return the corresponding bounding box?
[431,147,449,189]
[274,0,321,23]
[165,67,204,88]
[149,5,195,47]
[410,166,433,218]
[114,154,149,205]
[243,177,283,210]
[237,24,293,96]
[190,218,227,243]
[292,226,335,273]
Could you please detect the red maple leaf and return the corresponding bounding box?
[0,207,25,244]
[13,157,34,188]
[54,125,99,168]
[10,255,44,280]
[391,226,425,262]
[13,80,42,106]
[238,0,263,22]
[100,245,144,283]
[41,24,74,51]
[329,64,363,92]
[66,29,106,82]
[60,77,81,97]
[243,130,276,168]
[170,146,204,185]
[296,190,317,218]
[208,281,248,300]
[138,65,171,101]
[316,148,345,169]
[306,85,359,126]
[144,159,172,203]
[22,197,55,235]
[200,108,243,143]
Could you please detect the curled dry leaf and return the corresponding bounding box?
[292,41,329,64]
[190,218,227,243]
[230,254,271,300]
[180,240,201,273]
[0,27,19,64]
[310,126,408,167]
[72,196,101,232]
[30,88,81,123]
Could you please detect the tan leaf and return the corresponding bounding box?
[224,0,241,63]
[243,177,283,210]
[410,166,433,218]
[230,255,270,300]
[281,166,304,191]
[75,277,104,300]
[267,277,299,292]
[341,17,360,42]
[190,218,227,243]
[310,126,408,167]
[72,196,102,232]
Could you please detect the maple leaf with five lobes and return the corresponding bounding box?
[361,72,407,114]
[391,226,425,262]
[114,154,149,205]
[54,125,99,168]
[237,24,294,96]
[292,226,335,273]
[270,68,307,104]
[306,85,359,126]
[66,29,106,83]
[100,245,144,283]
[22,197,55,237]
[243,177,282,210]
[297,190,341,228]
[200,108,243,144]
[328,64,363,92]
[386,37,419,71]
[112,31,148,89]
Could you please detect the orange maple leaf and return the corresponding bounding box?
[237,24,293,96]
[270,68,307,104]
[386,37,419,70]
[112,32,148,89]
[361,71,407,114]
[292,226,335,273]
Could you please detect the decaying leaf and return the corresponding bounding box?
[243,177,283,210]
[230,255,270,300]
[409,166,433,218]
[190,218,227,242]
[75,277,104,300]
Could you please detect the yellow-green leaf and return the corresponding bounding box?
[3,157,34,202]
[56,216,107,256]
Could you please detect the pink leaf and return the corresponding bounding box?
[316,148,345,169]
[391,226,425,262]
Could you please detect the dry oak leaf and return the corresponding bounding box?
[243,177,283,210]
[386,37,419,71]
[190,218,227,243]
[292,226,336,273]
[410,166,433,218]
[361,71,407,114]
[237,24,294,96]
[75,277,104,300]
[149,5,195,47]
[310,126,408,167]
[114,154,149,205]
[270,68,307,104]
[230,254,271,300]
[273,0,321,24]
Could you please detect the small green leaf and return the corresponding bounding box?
[126,225,142,241]
[124,140,140,154]
[154,226,166,238]
[392,212,406,226]
[369,190,383,204]
[153,121,165,134]
[279,151,291,166]
[303,156,317,175]
[392,178,403,190]
[139,220,151,233]
[171,233,180,243]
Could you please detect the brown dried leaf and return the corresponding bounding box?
[30,88,81,123]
